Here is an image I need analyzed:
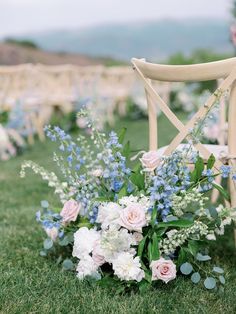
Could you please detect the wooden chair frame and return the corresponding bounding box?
[132,57,236,241]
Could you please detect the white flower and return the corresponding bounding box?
[100,227,135,262]
[96,202,121,229]
[72,227,100,259]
[76,255,100,280]
[112,252,145,282]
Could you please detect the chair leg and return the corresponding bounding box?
[211,175,221,203]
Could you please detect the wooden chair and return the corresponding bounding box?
[131,57,236,243]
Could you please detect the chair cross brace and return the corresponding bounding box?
[133,60,236,171]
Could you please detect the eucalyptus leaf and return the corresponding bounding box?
[180,262,193,275]
[62,259,74,270]
[213,266,224,274]
[196,253,211,261]
[39,250,47,257]
[204,277,216,290]
[191,272,201,284]
[219,275,225,285]
[41,200,49,208]
[43,238,53,250]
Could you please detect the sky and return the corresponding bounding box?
[0,0,232,37]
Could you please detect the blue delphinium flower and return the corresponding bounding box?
[148,151,191,221]
[202,169,214,183]
[220,165,231,178]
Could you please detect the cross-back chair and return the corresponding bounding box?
[131,57,236,243]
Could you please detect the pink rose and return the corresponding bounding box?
[150,257,176,283]
[92,241,106,266]
[60,199,81,224]
[119,203,147,232]
[140,151,160,171]
[45,227,58,242]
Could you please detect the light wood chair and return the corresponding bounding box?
[131,57,236,243]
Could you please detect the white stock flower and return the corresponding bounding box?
[100,227,135,262]
[112,252,145,282]
[96,202,121,229]
[72,227,100,259]
[76,255,100,280]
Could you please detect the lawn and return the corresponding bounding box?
[0,114,236,314]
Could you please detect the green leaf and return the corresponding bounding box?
[180,262,193,275]
[188,240,199,257]
[157,219,194,228]
[151,207,157,227]
[191,155,204,182]
[151,232,160,260]
[144,271,152,283]
[62,259,74,270]
[139,280,151,294]
[137,235,147,257]
[148,241,152,262]
[204,277,216,290]
[219,275,225,285]
[118,127,127,144]
[212,183,230,201]
[191,272,201,284]
[43,238,53,250]
[130,170,145,190]
[118,186,127,199]
[196,253,211,261]
[122,141,131,159]
[207,154,216,169]
[177,247,187,267]
[213,266,224,274]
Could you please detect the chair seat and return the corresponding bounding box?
[156,144,228,162]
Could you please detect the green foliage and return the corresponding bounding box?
[4,37,39,49]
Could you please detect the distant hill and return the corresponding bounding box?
[16,18,234,61]
[0,42,101,66]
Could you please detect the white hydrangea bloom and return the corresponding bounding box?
[72,227,100,259]
[76,255,100,280]
[112,252,145,282]
[100,227,135,262]
[96,202,121,229]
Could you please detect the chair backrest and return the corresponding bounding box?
[132,57,236,207]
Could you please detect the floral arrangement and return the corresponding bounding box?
[20,121,236,293]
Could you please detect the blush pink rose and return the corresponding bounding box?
[140,151,160,171]
[45,227,58,242]
[119,203,147,232]
[150,257,176,283]
[60,199,81,224]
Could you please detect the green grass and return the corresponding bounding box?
[0,115,236,314]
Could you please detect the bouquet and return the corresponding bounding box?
[20,121,236,293]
